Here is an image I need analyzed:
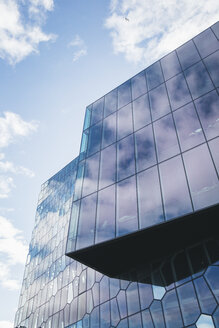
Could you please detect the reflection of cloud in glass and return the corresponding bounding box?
[208,137,219,174]
[161,50,181,81]
[131,71,147,100]
[194,28,219,58]
[133,93,151,131]
[135,125,156,172]
[102,112,116,148]
[146,61,163,91]
[99,144,116,189]
[166,73,191,110]
[91,97,104,125]
[204,51,219,88]
[149,83,170,121]
[117,103,133,140]
[118,81,131,109]
[117,134,135,181]
[82,152,100,197]
[87,121,102,156]
[177,40,200,71]
[104,89,117,117]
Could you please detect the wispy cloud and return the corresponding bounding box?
[0,321,13,328]
[69,35,87,62]
[0,176,14,199]
[105,0,219,65]
[0,158,35,178]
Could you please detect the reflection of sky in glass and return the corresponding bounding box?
[104,88,117,117]
[102,112,116,148]
[162,289,183,328]
[149,83,171,121]
[99,143,116,189]
[131,71,147,100]
[161,51,181,81]
[117,103,133,140]
[91,97,104,125]
[166,73,191,110]
[117,134,135,181]
[87,121,102,156]
[133,93,151,131]
[82,152,100,197]
[194,28,219,58]
[208,137,219,174]
[177,40,200,70]
[146,61,164,91]
[204,51,219,88]
[118,80,131,109]
[135,125,156,172]
[150,300,165,327]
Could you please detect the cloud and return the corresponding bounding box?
[0,176,14,199]
[0,159,35,178]
[0,321,13,328]
[69,35,87,62]
[0,0,56,64]
[105,0,219,65]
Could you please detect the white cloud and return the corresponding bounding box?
[0,159,35,178]
[0,176,14,199]
[105,0,219,65]
[0,321,13,328]
[69,35,87,62]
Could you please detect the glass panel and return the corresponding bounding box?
[149,83,171,121]
[183,143,219,210]
[137,166,164,228]
[204,51,219,87]
[91,97,104,125]
[76,193,97,250]
[184,61,214,99]
[146,61,164,90]
[159,155,193,220]
[209,137,219,174]
[100,301,110,328]
[150,300,165,328]
[102,112,116,149]
[194,28,219,58]
[129,313,142,328]
[83,106,92,130]
[79,131,89,160]
[117,175,138,237]
[161,51,181,80]
[110,298,120,327]
[87,121,102,156]
[74,161,85,201]
[174,102,205,151]
[166,73,192,110]
[117,134,135,181]
[162,289,183,328]
[82,152,100,197]
[126,282,140,315]
[212,21,219,38]
[117,290,127,318]
[138,283,153,310]
[118,80,131,108]
[142,309,154,328]
[154,114,180,162]
[195,90,219,140]
[96,184,115,243]
[135,125,156,172]
[177,40,201,70]
[194,277,217,314]
[133,93,151,131]
[100,276,109,303]
[104,88,117,117]
[131,70,147,100]
[90,307,99,328]
[67,200,80,252]
[99,144,116,189]
[117,103,133,140]
[78,293,86,320]
[205,266,219,302]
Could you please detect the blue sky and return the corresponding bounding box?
[0,0,218,326]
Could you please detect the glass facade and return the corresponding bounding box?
[15,22,219,328]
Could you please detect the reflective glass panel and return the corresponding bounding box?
[131,70,147,100]
[82,152,100,197]
[177,40,201,70]
[102,112,116,149]
[204,51,219,87]
[166,73,192,110]
[209,137,219,174]
[194,277,217,314]
[162,289,183,328]
[142,309,154,328]
[117,103,133,140]
[146,61,164,90]
[110,298,120,327]
[212,21,219,39]
[117,290,127,318]
[194,28,219,58]
[91,97,104,125]
[117,134,135,181]
[116,175,138,237]
[129,313,142,328]
[99,143,116,189]
[137,166,164,228]
[135,125,156,172]
[150,300,165,328]
[87,121,102,156]
[133,93,151,131]
[104,89,117,117]
[149,83,171,121]
[126,282,140,315]
[118,80,131,109]
[139,283,153,309]
[100,301,110,328]
[161,51,181,80]
[83,106,91,130]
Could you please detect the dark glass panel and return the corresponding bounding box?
[177,40,201,70]
[117,134,135,181]
[159,155,193,220]
[166,73,192,110]
[205,266,219,302]
[117,290,127,318]
[91,97,104,125]
[162,289,183,328]
[131,70,147,100]
[87,121,102,156]
[194,28,219,58]
[137,166,164,228]
[184,61,214,99]
[76,193,97,250]
[195,90,219,140]
[116,175,138,237]
[133,93,151,131]
[149,83,171,121]
[117,103,133,140]
[209,137,219,174]
[142,309,154,328]
[153,114,180,162]
[135,125,156,172]
[118,80,131,108]
[102,112,116,148]
[110,298,120,326]
[161,51,181,80]
[96,185,115,243]
[99,144,116,189]
[126,282,140,315]
[104,88,117,117]
[150,300,165,328]
[138,283,153,310]
[100,301,110,328]
[204,51,219,87]
[183,144,219,210]
[174,102,205,151]
[146,61,164,90]
[194,277,217,314]
[177,282,200,326]
[90,307,99,328]
[174,251,191,286]
[100,276,110,303]
[211,21,219,39]
[82,152,100,197]
[129,313,142,328]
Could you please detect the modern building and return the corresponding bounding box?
[15,22,219,328]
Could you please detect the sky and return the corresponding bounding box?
[0,0,218,326]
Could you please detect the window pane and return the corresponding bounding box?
[150,300,165,328]
[117,103,133,140]
[129,313,142,328]
[135,125,156,172]
[126,282,140,315]
[99,144,116,189]
[209,137,219,174]
[146,61,164,90]
[91,97,104,125]
[104,89,117,117]
[118,80,131,108]
[82,152,100,197]
[100,301,110,328]
[159,155,192,220]
[154,114,180,162]
[177,40,201,70]
[142,309,154,328]
[131,70,147,100]
[117,134,135,181]
[162,289,183,328]
[166,73,192,110]
[183,143,219,210]
[133,93,151,131]
[83,106,91,130]
[137,166,164,228]
[117,175,138,237]
[194,277,217,314]
[102,112,116,149]
[194,28,219,58]
[204,51,219,87]
[87,121,102,156]
[149,83,171,121]
[161,51,181,80]
[174,102,205,151]
[212,21,219,39]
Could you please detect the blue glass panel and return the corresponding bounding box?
[162,289,183,328]
[99,144,116,189]
[100,301,110,328]
[142,309,154,328]
[117,103,133,140]
[110,278,120,298]
[209,137,219,174]
[149,83,171,121]
[205,266,219,302]
[194,28,219,58]
[159,155,193,220]
[110,298,120,326]
[177,282,200,326]
[153,114,180,162]
[118,80,131,109]
[184,61,214,99]
[211,21,219,39]
[166,73,192,110]
[126,282,140,315]
[74,161,85,201]
[146,61,164,90]
[204,51,219,87]
[131,70,147,100]
[173,102,205,151]
[83,106,92,130]
[90,307,99,328]
[195,90,219,140]
[117,134,135,181]
[91,97,104,125]
[213,307,219,327]
[138,283,153,310]
[78,292,86,320]
[117,290,127,318]
[67,200,80,252]
[137,166,164,228]
[135,125,156,172]
[82,152,100,197]
[102,112,116,149]
[183,143,219,210]
[161,51,181,80]
[117,318,128,328]
[92,282,100,306]
[116,175,138,237]
[133,93,151,131]
[177,40,201,70]
[194,277,217,314]
[76,193,97,250]
[87,121,102,156]
[129,313,142,328]
[150,300,165,328]
[104,88,117,117]
[79,131,89,160]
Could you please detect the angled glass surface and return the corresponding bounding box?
[177,40,201,70]
[161,50,181,81]
[146,61,164,90]
[118,80,131,109]
[133,93,151,131]
[149,83,171,120]
[131,70,147,100]
[166,73,192,110]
